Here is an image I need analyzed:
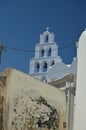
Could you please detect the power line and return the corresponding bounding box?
[57,38,78,44]
[5,46,34,52]
[59,42,75,50]
[0,38,78,64]
[2,39,78,53]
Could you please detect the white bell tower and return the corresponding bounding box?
[29,28,62,82]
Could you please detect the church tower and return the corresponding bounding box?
[29,28,62,82]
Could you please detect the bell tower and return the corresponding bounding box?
[29,28,62,82]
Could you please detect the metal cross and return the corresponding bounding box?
[46,27,49,31]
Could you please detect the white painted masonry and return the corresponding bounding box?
[73,30,86,130]
[29,28,62,82]
[29,28,77,82]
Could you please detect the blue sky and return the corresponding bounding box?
[0,0,86,73]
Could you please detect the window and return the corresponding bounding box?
[42,62,47,72]
[48,48,51,56]
[35,62,40,72]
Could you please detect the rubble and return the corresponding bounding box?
[11,94,60,130]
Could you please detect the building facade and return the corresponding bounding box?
[29,28,77,82]
[29,28,62,82]
[48,74,76,130]
[48,57,77,81]
[29,28,78,130]
[73,30,86,130]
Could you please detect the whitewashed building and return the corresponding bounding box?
[48,73,76,130]
[29,28,62,82]
[29,28,77,82]
[48,57,77,81]
[73,30,86,130]
[29,28,78,130]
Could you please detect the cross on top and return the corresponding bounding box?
[46,27,49,31]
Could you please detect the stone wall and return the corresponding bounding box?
[0,69,66,130]
[0,96,3,130]
[11,94,60,130]
[0,72,7,130]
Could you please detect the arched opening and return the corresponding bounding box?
[34,62,40,72]
[45,35,49,43]
[40,48,45,57]
[48,48,51,56]
[42,62,47,72]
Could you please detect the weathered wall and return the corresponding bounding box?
[0,68,66,130]
[0,72,7,130]
[0,96,3,130]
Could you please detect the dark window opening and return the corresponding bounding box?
[45,35,49,43]
[35,63,40,72]
[37,63,40,69]
[48,48,51,56]
[43,62,47,72]
[40,49,44,57]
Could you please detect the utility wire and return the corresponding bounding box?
[5,45,34,52]
[57,38,78,44]
[2,39,78,53]
[0,38,78,64]
[59,42,75,50]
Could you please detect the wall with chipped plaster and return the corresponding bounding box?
[0,68,66,130]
